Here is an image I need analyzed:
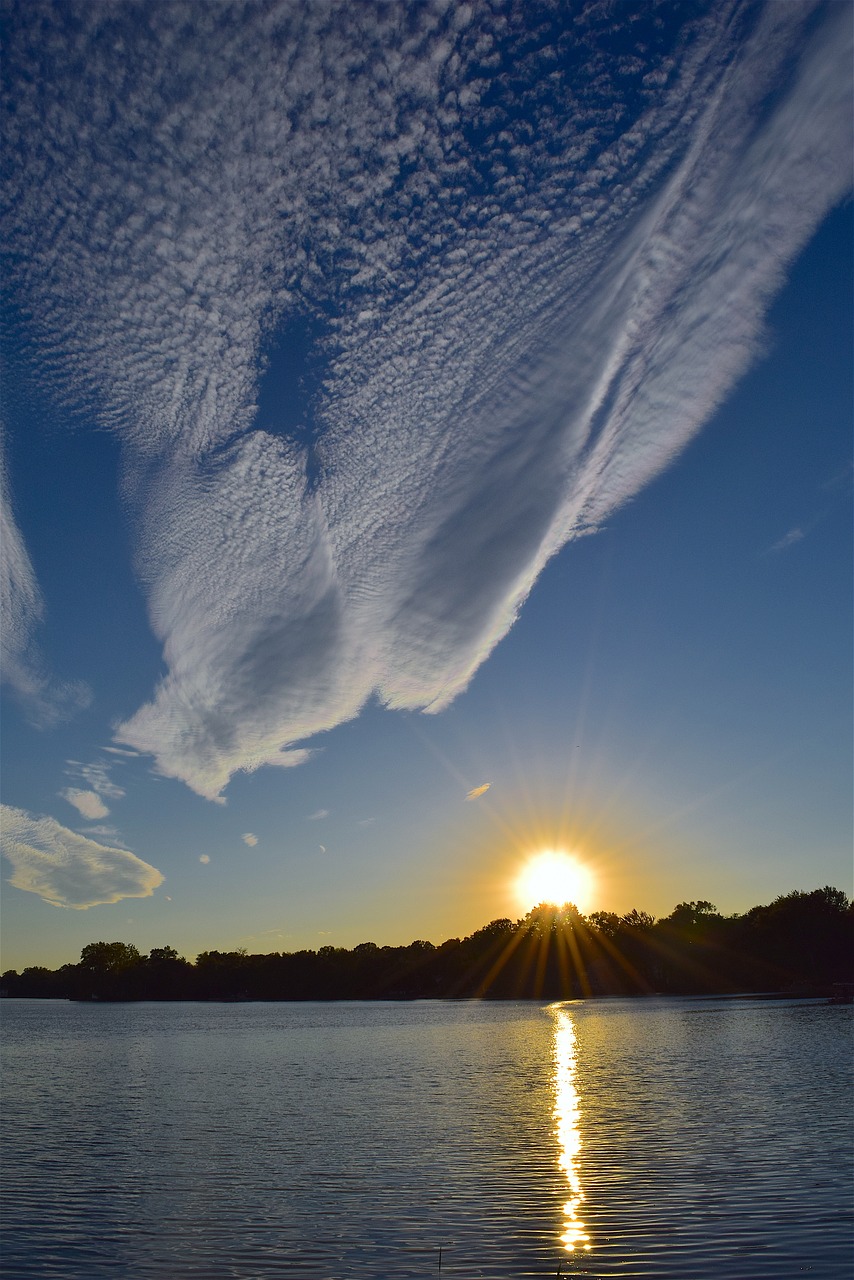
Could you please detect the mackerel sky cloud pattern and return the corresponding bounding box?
[2,0,851,800]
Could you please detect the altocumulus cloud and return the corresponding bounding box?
[2,2,851,800]
[0,805,164,909]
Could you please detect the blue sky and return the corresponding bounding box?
[1,0,851,972]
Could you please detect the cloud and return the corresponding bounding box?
[466,783,491,802]
[59,759,126,820]
[80,825,129,849]
[242,832,258,847]
[60,788,110,820]
[767,526,806,554]
[822,463,854,496]
[64,760,126,801]
[764,467,853,555]
[318,845,326,854]
[237,929,292,947]
[3,2,851,799]
[0,425,90,725]
[0,804,163,908]
[199,854,211,864]
[0,426,43,697]
[306,809,329,822]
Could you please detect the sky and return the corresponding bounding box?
[1,0,851,973]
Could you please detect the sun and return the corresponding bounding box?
[515,849,594,912]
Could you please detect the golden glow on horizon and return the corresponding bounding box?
[552,1004,591,1253]
[404,751,686,940]
[514,849,594,912]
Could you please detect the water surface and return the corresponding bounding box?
[2,997,851,1277]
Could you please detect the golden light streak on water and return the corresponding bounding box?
[551,1004,591,1253]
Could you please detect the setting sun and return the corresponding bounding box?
[515,850,594,912]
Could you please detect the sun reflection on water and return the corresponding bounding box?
[551,1004,591,1253]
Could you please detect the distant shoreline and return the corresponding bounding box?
[4,889,851,1004]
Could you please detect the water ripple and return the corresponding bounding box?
[1,997,851,1277]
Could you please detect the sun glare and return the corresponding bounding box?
[515,850,593,912]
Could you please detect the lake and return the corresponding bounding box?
[1,997,851,1277]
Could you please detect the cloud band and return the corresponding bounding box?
[2,1,851,799]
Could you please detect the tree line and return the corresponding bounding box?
[2,886,851,1002]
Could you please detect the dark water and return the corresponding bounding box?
[1,997,851,1278]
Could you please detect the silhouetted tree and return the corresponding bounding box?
[75,941,142,999]
[740,887,853,988]
[3,887,850,1002]
[143,946,194,999]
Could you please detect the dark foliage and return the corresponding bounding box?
[2,887,851,1002]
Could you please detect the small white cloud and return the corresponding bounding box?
[60,788,109,820]
[102,746,141,757]
[318,844,326,853]
[466,783,491,801]
[199,854,211,864]
[358,817,376,826]
[306,809,329,821]
[65,760,125,800]
[242,832,258,846]
[767,526,805,554]
[0,804,163,909]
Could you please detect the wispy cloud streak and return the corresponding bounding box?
[466,784,491,802]
[2,1,851,797]
[1,426,89,723]
[0,427,44,700]
[767,527,806,555]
